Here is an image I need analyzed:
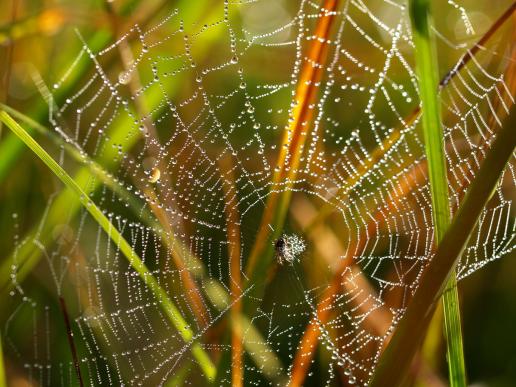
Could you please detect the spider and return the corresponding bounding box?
[274,234,305,265]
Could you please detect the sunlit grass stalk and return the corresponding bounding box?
[409,1,466,385]
[0,333,6,387]
[0,104,286,382]
[370,101,516,386]
[0,110,216,382]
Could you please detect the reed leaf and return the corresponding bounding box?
[370,101,516,387]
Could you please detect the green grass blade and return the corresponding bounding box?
[0,102,286,382]
[409,1,466,385]
[0,333,6,387]
[0,110,216,382]
[370,99,516,387]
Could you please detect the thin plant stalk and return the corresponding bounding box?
[0,110,216,382]
[0,333,6,387]
[59,297,85,387]
[219,154,244,387]
[244,0,341,294]
[409,1,466,385]
[370,101,516,386]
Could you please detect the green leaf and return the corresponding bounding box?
[408,1,466,385]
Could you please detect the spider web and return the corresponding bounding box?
[3,0,516,386]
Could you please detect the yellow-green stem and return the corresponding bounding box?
[0,333,6,387]
[0,110,216,382]
[409,1,466,386]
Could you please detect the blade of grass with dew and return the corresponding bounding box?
[370,100,516,387]
[0,103,287,383]
[0,110,217,382]
[409,1,466,385]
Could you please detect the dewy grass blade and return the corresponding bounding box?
[409,0,466,387]
[370,101,516,387]
[0,104,287,383]
[409,1,466,386]
[0,110,216,382]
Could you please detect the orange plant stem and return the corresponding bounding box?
[220,155,244,387]
[245,0,341,284]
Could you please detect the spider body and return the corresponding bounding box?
[274,237,288,264]
[274,234,305,265]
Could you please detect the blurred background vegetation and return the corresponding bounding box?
[0,0,515,386]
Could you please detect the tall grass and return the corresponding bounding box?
[0,1,514,385]
[409,0,466,385]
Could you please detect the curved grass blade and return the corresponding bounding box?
[0,104,286,382]
[219,154,244,387]
[0,110,216,381]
